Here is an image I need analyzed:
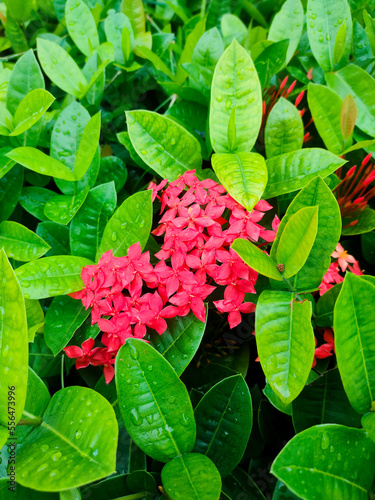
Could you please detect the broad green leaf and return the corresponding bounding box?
[221,14,247,46]
[276,206,318,279]
[98,190,152,259]
[0,221,50,261]
[71,182,116,261]
[0,165,23,223]
[340,94,357,139]
[333,23,347,65]
[272,177,341,290]
[342,207,375,235]
[292,368,361,433]
[254,40,289,89]
[210,39,262,153]
[306,0,352,71]
[362,412,375,443]
[10,89,54,136]
[137,46,175,81]
[16,256,92,300]
[6,49,44,115]
[149,310,207,376]
[0,103,13,135]
[20,186,56,221]
[36,222,70,257]
[271,425,375,500]
[4,0,32,24]
[37,38,87,98]
[0,249,28,426]
[161,453,221,500]
[16,387,118,491]
[126,110,202,181]
[353,19,373,67]
[0,147,14,179]
[268,0,304,64]
[363,9,375,55]
[116,339,196,462]
[326,64,375,137]
[222,467,266,500]
[5,13,28,54]
[6,148,77,181]
[44,187,90,225]
[265,97,304,158]
[121,0,145,36]
[263,383,292,416]
[212,152,268,211]
[82,53,105,107]
[65,0,99,57]
[104,10,133,65]
[264,148,345,198]
[193,375,252,477]
[272,481,300,500]
[95,156,128,192]
[26,298,44,342]
[307,84,344,155]
[74,112,101,180]
[231,239,283,281]
[192,27,224,71]
[45,295,90,356]
[334,273,375,413]
[255,290,315,404]
[176,18,206,85]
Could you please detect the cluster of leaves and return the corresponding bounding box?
[2,0,375,499]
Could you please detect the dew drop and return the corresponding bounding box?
[129,345,139,360]
[111,232,117,242]
[52,451,62,461]
[130,408,143,426]
[40,444,49,452]
[321,432,329,450]
[75,430,82,440]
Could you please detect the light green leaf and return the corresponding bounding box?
[276,206,318,279]
[0,221,50,261]
[271,425,375,500]
[121,0,145,36]
[161,453,221,500]
[333,23,347,65]
[74,112,101,180]
[334,273,375,413]
[98,190,152,259]
[176,18,206,85]
[255,290,315,404]
[231,239,283,281]
[16,387,118,491]
[15,256,92,300]
[340,94,357,140]
[221,14,247,46]
[264,148,345,198]
[0,103,13,135]
[254,40,289,89]
[105,11,133,65]
[265,97,304,158]
[116,339,196,462]
[212,152,268,211]
[25,298,44,342]
[126,110,202,181]
[65,0,99,57]
[10,89,54,136]
[210,39,262,153]
[44,187,90,225]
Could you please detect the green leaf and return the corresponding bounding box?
[271,424,375,500]
[71,182,117,261]
[74,112,101,180]
[121,0,145,36]
[26,298,44,342]
[115,339,196,462]
[0,165,23,223]
[326,64,375,138]
[20,187,56,222]
[264,148,345,198]
[6,148,77,181]
[342,207,375,235]
[292,368,362,433]
[45,295,90,356]
[254,40,289,89]
[210,39,262,153]
[263,383,292,416]
[334,273,375,414]
[255,290,315,404]
[362,412,375,443]
[265,97,304,158]
[0,249,28,426]
[126,110,202,181]
[268,0,304,64]
[212,152,268,211]
[10,89,54,136]
[96,156,127,192]
[222,467,266,500]
[98,189,152,259]
[193,375,252,477]
[5,13,28,54]
[363,9,375,55]
[307,84,344,155]
[36,222,70,257]
[276,206,318,279]
[0,221,50,261]
[15,256,92,300]
[44,187,90,225]
[231,239,283,281]
[221,14,247,46]
[340,94,357,140]
[333,22,347,66]
[82,53,105,107]
[105,10,133,65]
[149,310,207,376]
[176,18,206,85]
[193,27,224,71]
[37,38,87,98]
[306,0,352,71]
[65,0,99,57]
[16,387,118,491]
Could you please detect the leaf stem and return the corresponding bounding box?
[18,417,43,427]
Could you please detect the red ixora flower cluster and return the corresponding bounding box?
[64,170,279,383]
[319,242,362,295]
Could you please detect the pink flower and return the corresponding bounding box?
[64,338,99,370]
[331,243,356,272]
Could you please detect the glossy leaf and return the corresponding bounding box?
[36,222,70,257]
[104,11,133,65]
[255,290,315,404]
[271,425,375,500]
[98,190,152,259]
[45,296,90,356]
[10,89,54,136]
[20,186,56,221]
[15,256,92,300]
[362,412,375,443]
[44,187,90,225]
[176,18,206,85]
[333,23,347,65]
[265,97,304,158]
[334,273,375,413]
[0,221,50,261]
[16,387,118,491]
[210,39,262,153]
[149,310,207,376]
[95,156,127,192]
[254,40,289,89]
[0,165,23,223]
[121,0,145,36]
[161,453,221,500]
[126,110,202,181]
[25,298,44,342]
[193,375,252,477]
[212,152,268,211]
[264,148,345,198]
[74,112,101,180]
[231,239,283,281]
[65,0,99,57]
[116,339,196,462]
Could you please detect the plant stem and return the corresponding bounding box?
[18,417,42,427]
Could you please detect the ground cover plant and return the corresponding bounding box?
[1,0,375,498]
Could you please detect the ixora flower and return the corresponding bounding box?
[319,242,362,295]
[65,171,278,382]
